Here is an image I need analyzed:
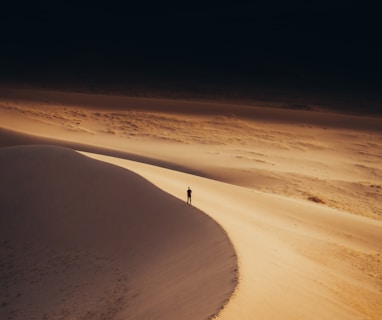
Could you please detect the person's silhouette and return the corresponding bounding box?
[187,187,192,204]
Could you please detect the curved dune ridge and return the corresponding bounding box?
[0,145,238,320]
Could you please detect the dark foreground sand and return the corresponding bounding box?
[0,145,237,320]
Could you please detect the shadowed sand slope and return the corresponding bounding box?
[0,145,237,320]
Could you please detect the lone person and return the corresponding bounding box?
[187,187,192,204]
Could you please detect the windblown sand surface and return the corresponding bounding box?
[1,88,381,319]
[1,88,381,219]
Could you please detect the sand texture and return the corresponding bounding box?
[1,88,381,319]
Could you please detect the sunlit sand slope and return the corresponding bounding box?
[86,152,382,320]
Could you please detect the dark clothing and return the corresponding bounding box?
[187,188,192,204]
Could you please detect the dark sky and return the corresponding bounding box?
[1,1,381,101]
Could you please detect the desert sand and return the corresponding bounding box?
[1,87,381,319]
[0,145,237,320]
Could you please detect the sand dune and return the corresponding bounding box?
[0,145,237,320]
[1,88,382,319]
[85,152,382,320]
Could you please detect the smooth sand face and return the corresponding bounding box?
[1,88,382,319]
[0,145,237,320]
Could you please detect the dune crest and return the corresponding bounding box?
[0,145,237,320]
